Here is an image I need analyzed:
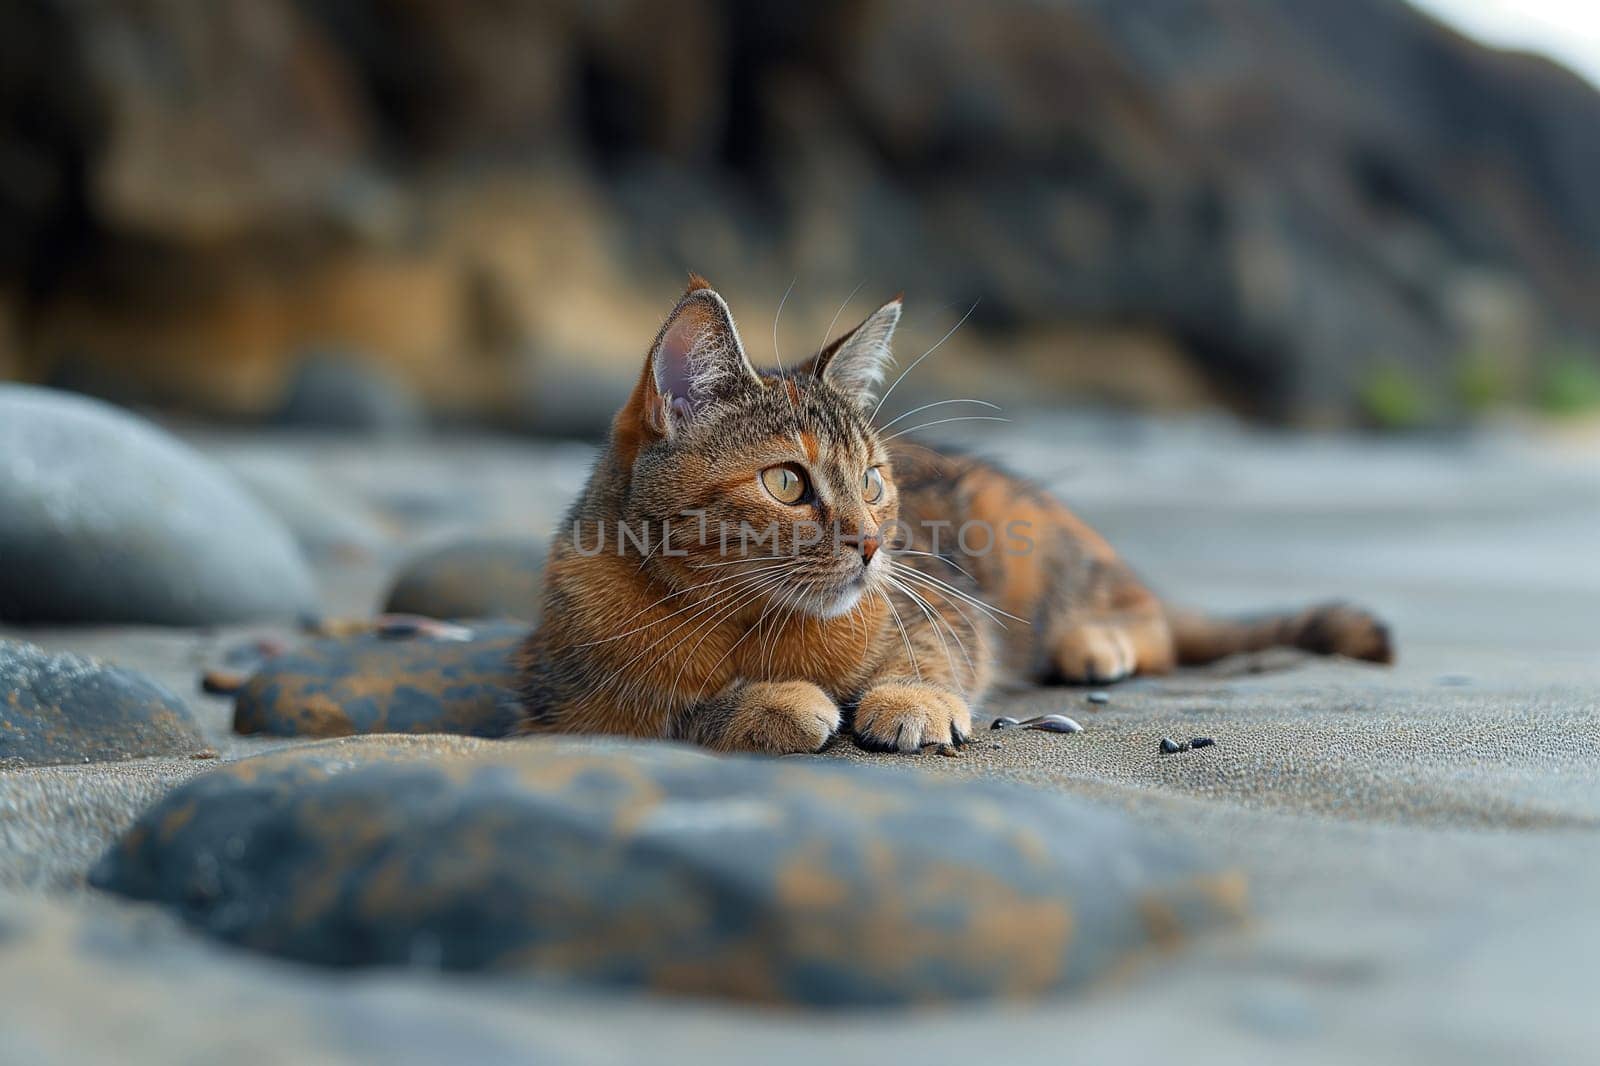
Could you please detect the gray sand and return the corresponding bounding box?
[3,416,1598,1063]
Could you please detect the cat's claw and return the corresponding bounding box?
[853,682,972,753]
[717,680,840,755]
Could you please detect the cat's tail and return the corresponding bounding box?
[1164,602,1394,666]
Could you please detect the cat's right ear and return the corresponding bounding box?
[622,277,762,448]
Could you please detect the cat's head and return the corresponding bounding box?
[608,276,903,620]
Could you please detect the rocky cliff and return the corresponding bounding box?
[2,0,1597,425]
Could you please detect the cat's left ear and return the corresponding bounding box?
[806,297,901,409]
[639,276,763,437]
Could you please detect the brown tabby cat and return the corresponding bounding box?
[516,278,1392,753]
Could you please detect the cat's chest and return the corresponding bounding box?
[723,612,881,696]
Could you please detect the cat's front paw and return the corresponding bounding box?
[714,681,840,755]
[853,682,972,753]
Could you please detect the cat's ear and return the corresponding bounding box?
[808,297,901,408]
[637,276,762,437]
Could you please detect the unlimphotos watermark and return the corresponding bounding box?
[568,514,1035,558]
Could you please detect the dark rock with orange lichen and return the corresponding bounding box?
[0,639,203,768]
[382,538,546,622]
[90,735,1245,1005]
[232,623,527,739]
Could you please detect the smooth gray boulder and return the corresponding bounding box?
[382,537,546,621]
[273,350,425,434]
[0,386,317,624]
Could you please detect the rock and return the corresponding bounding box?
[0,386,317,625]
[0,639,203,768]
[1087,691,1111,705]
[199,670,247,697]
[1026,714,1083,734]
[376,616,474,641]
[990,717,1020,730]
[232,622,526,739]
[382,538,547,622]
[9,0,1600,430]
[273,350,426,434]
[227,459,387,560]
[1160,737,1188,755]
[92,735,1245,1005]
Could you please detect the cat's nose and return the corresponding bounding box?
[842,532,879,564]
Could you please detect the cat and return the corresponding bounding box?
[516,277,1392,754]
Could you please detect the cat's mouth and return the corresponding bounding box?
[800,558,883,619]
[807,582,867,620]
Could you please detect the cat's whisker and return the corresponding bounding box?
[612,570,795,711]
[689,554,801,570]
[571,563,797,646]
[633,520,703,573]
[870,299,979,422]
[769,275,811,455]
[876,587,923,682]
[917,580,975,681]
[816,280,866,363]
[890,574,975,679]
[887,547,978,582]
[773,275,795,371]
[897,563,983,634]
[590,568,795,695]
[893,565,1021,626]
[880,416,1012,443]
[763,584,808,677]
[902,573,972,665]
[665,570,798,703]
[759,580,806,677]
[893,565,1028,627]
[596,561,791,626]
[877,398,1001,432]
[890,577,957,681]
[682,574,809,700]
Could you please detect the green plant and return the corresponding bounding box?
[1535,354,1600,417]
[1454,351,1510,415]
[1357,363,1433,430]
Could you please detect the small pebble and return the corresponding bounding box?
[1159,736,1188,754]
[376,617,424,639]
[1190,736,1215,749]
[990,716,1020,730]
[377,615,475,642]
[1025,714,1083,734]
[1086,691,1110,705]
[200,669,248,696]
[936,744,962,758]
[306,615,367,638]
[189,749,219,761]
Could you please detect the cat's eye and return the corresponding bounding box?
[761,465,809,505]
[862,466,885,503]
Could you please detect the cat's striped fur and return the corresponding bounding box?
[516,278,1392,753]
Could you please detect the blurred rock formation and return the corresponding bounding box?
[2,0,1598,426]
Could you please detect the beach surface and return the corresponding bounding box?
[4,415,1598,1063]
